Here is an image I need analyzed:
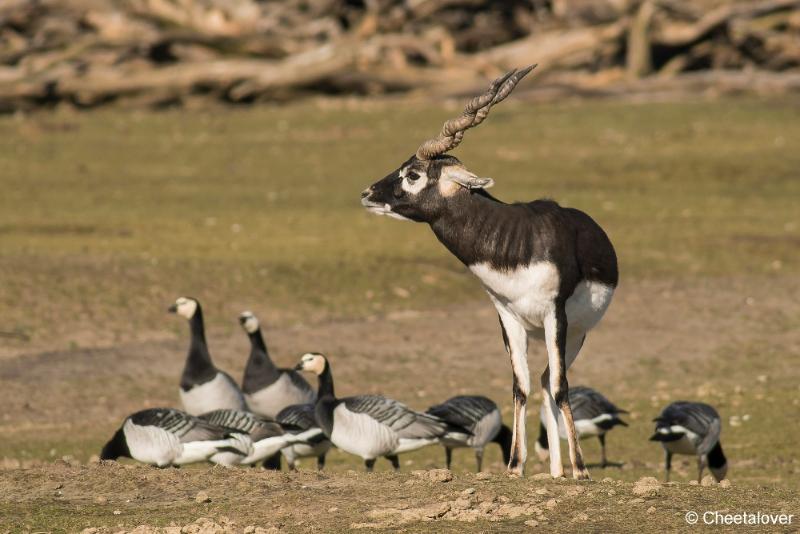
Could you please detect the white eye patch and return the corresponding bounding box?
[399,167,428,195]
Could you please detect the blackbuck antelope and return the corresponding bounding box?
[361,66,618,478]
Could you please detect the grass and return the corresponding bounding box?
[0,96,799,532]
[0,97,798,349]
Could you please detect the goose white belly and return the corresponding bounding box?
[330,404,397,459]
[180,373,245,416]
[123,420,181,466]
[282,440,331,461]
[543,405,612,441]
[245,374,315,418]
[469,261,614,335]
[661,426,701,456]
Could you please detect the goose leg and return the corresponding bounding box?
[598,434,607,468]
[365,459,376,472]
[475,448,484,473]
[386,454,400,471]
[445,447,453,470]
[665,451,672,482]
[697,456,705,483]
[317,454,326,471]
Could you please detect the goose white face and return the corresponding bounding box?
[172,297,197,319]
[239,311,259,334]
[297,353,326,375]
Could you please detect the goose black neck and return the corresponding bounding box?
[317,361,335,400]
[100,427,130,460]
[707,441,726,469]
[493,424,513,464]
[249,329,269,354]
[241,329,280,393]
[182,306,217,387]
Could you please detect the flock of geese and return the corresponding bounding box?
[101,296,728,482]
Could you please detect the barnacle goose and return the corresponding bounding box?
[198,409,322,466]
[100,408,251,467]
[168,297,246,415]
[425,396,512,472]
[295,353,469,471]
[650,401,728,482]
[534,386,628,468]
[275,403,332,470]
[239,311,316,418]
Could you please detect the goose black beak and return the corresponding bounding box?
[293,363,304,371]
[167,304,178,313]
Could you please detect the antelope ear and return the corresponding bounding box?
[441,166,495,190]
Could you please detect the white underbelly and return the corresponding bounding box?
[180,373,245,416]
[467,411,502,448]
[470,261,614,336]
[124,421,180,466]
[330,406,397,459]
[282,440,331,460]
[663,435,699,455]
[245,374,315,419]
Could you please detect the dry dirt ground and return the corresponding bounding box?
[1,275,799,532]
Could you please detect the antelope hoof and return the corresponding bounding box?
[507,464,525,478]
[574,468,591,481]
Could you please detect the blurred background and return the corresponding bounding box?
[0,1,799,529]
[2,0,800,110]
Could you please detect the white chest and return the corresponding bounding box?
[245,374,316,419]
[469,261,560,329]
[180,373,245,416]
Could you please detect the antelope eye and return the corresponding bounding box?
[406,172,419,182]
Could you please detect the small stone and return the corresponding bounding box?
[461,487,476,495]
[412,468,453,483]
[498,495,511,504]
[535,488,548,495]
[607,490,616,496]
[689,480,699,486]
[475,472,492,480]
[719,479,731,488]
[328,507,339,513]
[545,498,558,510]
[574,512,589,522]
[524,519,539,527]
[632,476,661,498]
[113,510,121,515]
[532,473,551,480]
[647,506,656,514]
[630,498,645,504]
[244,527,256,534]
[94,496,108,505]
[601,477,614,484]
[701,475,717,487]
[195,491,211,503]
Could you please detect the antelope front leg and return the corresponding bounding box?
[498,312,529,477]
[544,307,590,480]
